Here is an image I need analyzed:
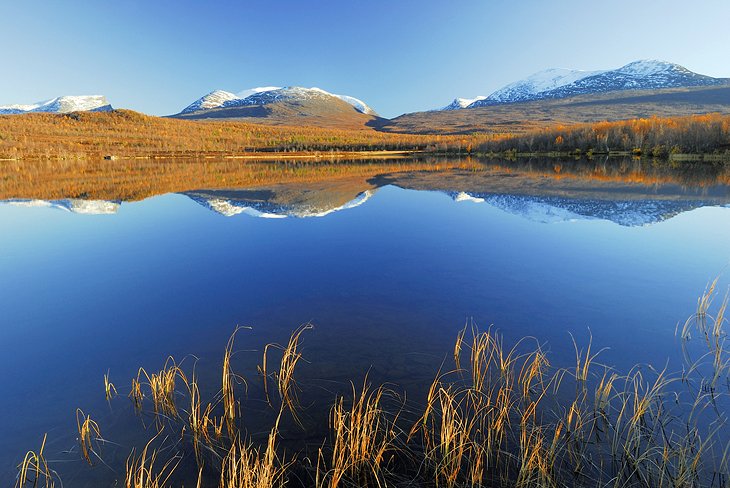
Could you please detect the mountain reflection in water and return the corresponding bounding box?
[4,158,728,225]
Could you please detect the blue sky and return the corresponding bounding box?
[1,0,729,117]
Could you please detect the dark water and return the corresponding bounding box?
[1,161,730,485]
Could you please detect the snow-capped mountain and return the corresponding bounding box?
[440,96,487,111]
[236,86,282,99]
[0,95,113,115]
[334,94,378,115]
[455,60,730,108]
[2,199,120,214]
[179,90,239,114]
[178,86,377,116]
[482,68,605,104]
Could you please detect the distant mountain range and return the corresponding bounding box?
[1,60,729,132]
[440,60,729,110]
[0,95,112,115]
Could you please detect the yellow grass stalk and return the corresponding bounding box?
[454,324,466,371]
[219,428,288,488]
[76,408,102,465]
[104,370,118,402]
[223,326,250,438]
[15,434,55,488]
[323,379,398,488]
[261,324,313,424]
[130,376,144,414]
[124,433,180,488]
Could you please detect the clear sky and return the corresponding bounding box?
[1,0,729,118]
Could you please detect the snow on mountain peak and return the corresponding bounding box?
[440,96,487,111]
[179,90,238,114]
[180,86,378,116]
[236,86,378,115]
[460,60,728,108]
[235,86,282,99]
[333,94,377,115]
[0,95,112,115]
[616,59,683,75]
[485,67,605,104]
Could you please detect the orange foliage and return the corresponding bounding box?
[0,110,481,161]
[479,114,730,156]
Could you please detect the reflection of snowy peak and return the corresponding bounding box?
[450,192,721,226]
[186,190,374,218]
[3,199,120,214]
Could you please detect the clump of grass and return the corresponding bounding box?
[184,373,226,468]
[318,378,400,488]
[679,277,729,390]
[413,327,524,487]
[124,433,181,488]
[15,434,57,488]
[220,428,289,488]
[570,331,606,383]
[138,357,188,421]
[594,370,618,421]
[129,376,144,414]
[261,323,313,424]
[223,326,250,438]
[21,280,730,488]
[187,379,210,466]
[76,408,102,465]
[104,370,118,402]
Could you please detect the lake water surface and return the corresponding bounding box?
[1,158,730,485]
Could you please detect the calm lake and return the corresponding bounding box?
[1,158,729,485]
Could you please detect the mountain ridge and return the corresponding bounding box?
[172,86,383,129]
[0,95,113,115]
[178,86,377,116]
[466,60,729,108]
[1,60,728,130]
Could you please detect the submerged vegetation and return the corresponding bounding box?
[14,283,730,487]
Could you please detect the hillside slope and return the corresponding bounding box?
[173,87,383,129]
[380,86,730,134]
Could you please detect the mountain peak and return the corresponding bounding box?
[461,60,729,108]
[616,59,685,75]
[440,96,487,111]
[0,95,112,115]
[178,86,378,116]
[478,67,605,105]
[235,86,282,99]
[179,90,238,114]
